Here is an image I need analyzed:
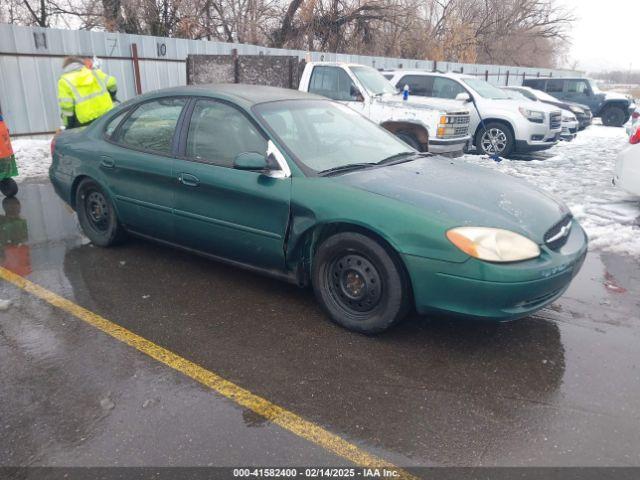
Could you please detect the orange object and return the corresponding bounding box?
[0,116,14,159]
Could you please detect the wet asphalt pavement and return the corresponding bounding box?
[1,179,639,470]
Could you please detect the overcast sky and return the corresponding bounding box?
[559,0,638,73]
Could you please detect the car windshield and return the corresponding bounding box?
[463,78,511,99]
[350,66,398,96]
[254,100,414,174]
[588,79,603,93]
[503,89,529,100]
[532,88,561,102]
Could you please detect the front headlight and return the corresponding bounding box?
[562,114,576,122]
[518,107,545,123]
[446,227,541,262]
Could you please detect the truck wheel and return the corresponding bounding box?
[395,132,422,151]
[475,122,514,156]
[312,232,411,334]
[76,178,126,247]
[601,106,627,127]
[0,178,18,198]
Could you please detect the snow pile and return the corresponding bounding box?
[462,126,640,256]
[12,138,52,181]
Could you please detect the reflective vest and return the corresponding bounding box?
[0,115,18,179]
[58,66,117,126]
[0,115,13,160]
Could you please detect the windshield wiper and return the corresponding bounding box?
[376,151,423,165]
[318,162,378,176]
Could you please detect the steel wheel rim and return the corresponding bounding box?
[327,253,382,315]
[481,128,507,154]
[85,190,110,232]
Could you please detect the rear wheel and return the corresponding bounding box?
[312,232,411,334]
[475,122,514,156]
[76,178,126,247]
[601,106,627,127]
[395,131,422,151]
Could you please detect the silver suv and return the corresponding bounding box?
[385,71,563,156]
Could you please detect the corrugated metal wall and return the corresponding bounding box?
[0,23,583,136]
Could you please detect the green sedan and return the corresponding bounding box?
[49,85,587,333]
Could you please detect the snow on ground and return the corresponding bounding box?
[10,125,640,256]
[461,125,640,256]
[11,138,52,181]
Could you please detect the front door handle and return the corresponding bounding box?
[100,156,115,169]
[178,173,200,187]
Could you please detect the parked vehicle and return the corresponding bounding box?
[386,70,563,156]
[504,85,592,130]
[613,126,640,197]
[298,63,471,156]
[626,106,639,137]
[49,85,588,333]
[502,88,577,141]
[522,77,636,127]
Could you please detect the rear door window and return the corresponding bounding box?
[546,79,564,94]
[116,98,187,155]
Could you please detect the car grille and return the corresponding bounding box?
[443,114,470,138]
[550,111,562,130]
[544,214,573,250]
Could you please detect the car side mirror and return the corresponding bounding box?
[455,92,472,103]
[234,152,268,171]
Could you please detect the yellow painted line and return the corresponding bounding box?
[0,267,416,479]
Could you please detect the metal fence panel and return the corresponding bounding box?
[0,23,583,135]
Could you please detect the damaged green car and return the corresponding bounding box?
[50,85,587,333]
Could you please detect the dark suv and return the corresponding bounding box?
[523,77,635,127]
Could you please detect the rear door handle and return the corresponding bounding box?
[100,156,115,169]
[178,173,200,187]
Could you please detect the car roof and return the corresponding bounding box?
[134,83,324,107]
[387,70,474,80]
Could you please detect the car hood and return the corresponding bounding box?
[604,91,629,101]
[377,93,469,114]
[332,157,569,242]
[477,98,560,114]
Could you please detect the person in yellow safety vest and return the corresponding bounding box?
[57,56,117,129]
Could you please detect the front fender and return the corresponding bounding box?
[286,177,468,271]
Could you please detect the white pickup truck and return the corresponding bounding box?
[298,62,471,156]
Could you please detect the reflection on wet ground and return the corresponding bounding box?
[1,180,639,467]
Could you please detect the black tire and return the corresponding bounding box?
[395,131,423,151]
[75,178,126,247]
[0,178,18,198]
[312,232,411,334]
[475,122,515,156]
[600,106,627,127]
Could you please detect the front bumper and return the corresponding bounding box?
[515,132,561,152]
[403,220,588,320]
[429,135,472,157]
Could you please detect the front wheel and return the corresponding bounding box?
[475,122,515,156]
[76,178,126,247]
[601,106,627,127]
[312,232,411,334]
